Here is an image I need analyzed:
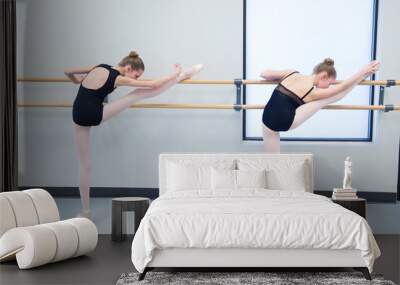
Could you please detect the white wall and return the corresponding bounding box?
[16,0,400,233]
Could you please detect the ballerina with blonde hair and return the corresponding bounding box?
[260,58,380,152]
[65,51,203,218]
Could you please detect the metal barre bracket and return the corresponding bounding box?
[234,79,242,111]
[233,104,243,111]
[384,104,395,112]
[386,80,396,87]
[378,86,385,105]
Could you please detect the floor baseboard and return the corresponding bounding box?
[17,186,397,203]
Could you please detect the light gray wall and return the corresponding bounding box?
[16,0,399,233]
[17,0,244,188]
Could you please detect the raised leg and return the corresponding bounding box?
[102,64,203,122]
[289,91,347,130]
[354,267,372,280]
[102,79,177,122]
[262,124,281,153]
[74,124,91,214]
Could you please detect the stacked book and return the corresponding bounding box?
[332,188,358,200]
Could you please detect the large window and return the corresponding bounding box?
[244,0,378,141]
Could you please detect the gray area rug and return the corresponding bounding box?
[116,271,396,285]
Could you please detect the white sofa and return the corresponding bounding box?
[0,188,98,269]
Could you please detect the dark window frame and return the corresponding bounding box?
[242,0,379,142]
[398,139,400,201]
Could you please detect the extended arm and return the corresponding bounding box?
[116,74,177,89]
[312,61,380,100]
[115,64,182,89]
[259,69,296,81]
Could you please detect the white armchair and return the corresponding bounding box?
[0,188,98,269]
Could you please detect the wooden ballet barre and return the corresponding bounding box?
[241,79,400,86]
[16,77,236,84]
[130,104,400,111]
[18,77,70,82]
[17,102,400,111]
[17,77,400,86]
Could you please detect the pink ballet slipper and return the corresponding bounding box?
[178,64,204,81]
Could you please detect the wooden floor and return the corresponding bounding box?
[373,235,400,284]
[0,235,398,285]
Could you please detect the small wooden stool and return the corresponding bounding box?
[111,197,150,242]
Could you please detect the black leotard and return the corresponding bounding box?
[262,72,314,132]
[72,64,120,126]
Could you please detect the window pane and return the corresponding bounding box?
[245,0,376,140]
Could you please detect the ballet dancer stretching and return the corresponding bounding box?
[64,51,203,218]
[261,58,380,153]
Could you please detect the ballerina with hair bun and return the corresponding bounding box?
[260,58,380,152]
[64,51,203,218]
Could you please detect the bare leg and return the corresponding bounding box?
[290,91,347,130]
[74,124,91,215]
[262,124,281,153]
[102,78,177,122]
[102,65,203,122]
